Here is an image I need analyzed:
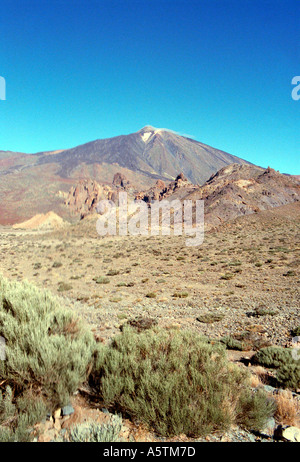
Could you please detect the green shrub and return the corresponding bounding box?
[91,327,274,437]
[196,313,225,324]
[252,346,296,369]
[251,346,300,389]
[172,292,189,298]
[220,273,234,280]
[93,276,110,284]
[0,386,47,442]
[106,270,120,276]
[235,389,276,432]
[291,326,300,337]
[220,336,246,351]
[276,364,300,390]
[0,275,96,410]
[69,415,124,442]
[57,281,72,292]
[145,292,156,298]
[0,386,15,425]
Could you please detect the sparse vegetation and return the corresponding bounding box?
[93,276,110,284]
[0,275,96,440]
[252,346,300,390]
[57,281,73,292]
[196,313,225,324]
[220,273,234,280]
[252,346,296,369]
[0,198,298,442]
[172,291,189,298]
[68,415,124,442]
[291,326,300,337]
[91,326,274,437]
[106,270,120,276]
[220,336,246,351]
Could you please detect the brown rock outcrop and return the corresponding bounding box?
[65,179,112,219]
[135,173,191,203]
[112,172,130,188]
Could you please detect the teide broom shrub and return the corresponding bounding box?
[0,275,96,411]
[252,346,300,390]
[91,326,275,437]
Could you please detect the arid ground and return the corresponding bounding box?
[1,203,298,349]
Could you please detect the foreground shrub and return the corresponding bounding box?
[273,390,300,426]
[0,386,47,442]
[68,415,124,442]
[0,275,96,440]
[235,389,276,432]
[91,327,274,437]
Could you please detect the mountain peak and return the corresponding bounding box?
[138,125,165,143]
[139,125,157,132]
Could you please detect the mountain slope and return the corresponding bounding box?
[35,126,251,185]
[0,126,254,224]
[181,164,300,225]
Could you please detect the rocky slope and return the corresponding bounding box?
[0,127,297,226]
[138,164,300,226]
[135,173,196,203]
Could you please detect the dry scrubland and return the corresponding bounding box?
[0,202,299,442]
[1,204,299,347]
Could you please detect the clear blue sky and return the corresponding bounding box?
[0,0,299,174]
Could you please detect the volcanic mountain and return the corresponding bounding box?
[0,126,252,224]
[34,126,251,185]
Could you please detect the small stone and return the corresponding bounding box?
[259,417,276,437]
[62,405,75,416]
[263,385,276,394]
[281,426,300,442]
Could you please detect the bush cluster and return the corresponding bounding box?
[0,275,95,440]
[0,274,281,441]
[252,346,300,390]
[91,326,275,437]
[68,415,124,442]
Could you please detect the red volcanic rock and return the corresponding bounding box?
[175,172,188,182]
[135,173,192,203]
[65,179,112,219]
[155,179,166,190]
[113,172,130,188]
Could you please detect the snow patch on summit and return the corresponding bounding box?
[141,129,163,143]
[141,132,152,142]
